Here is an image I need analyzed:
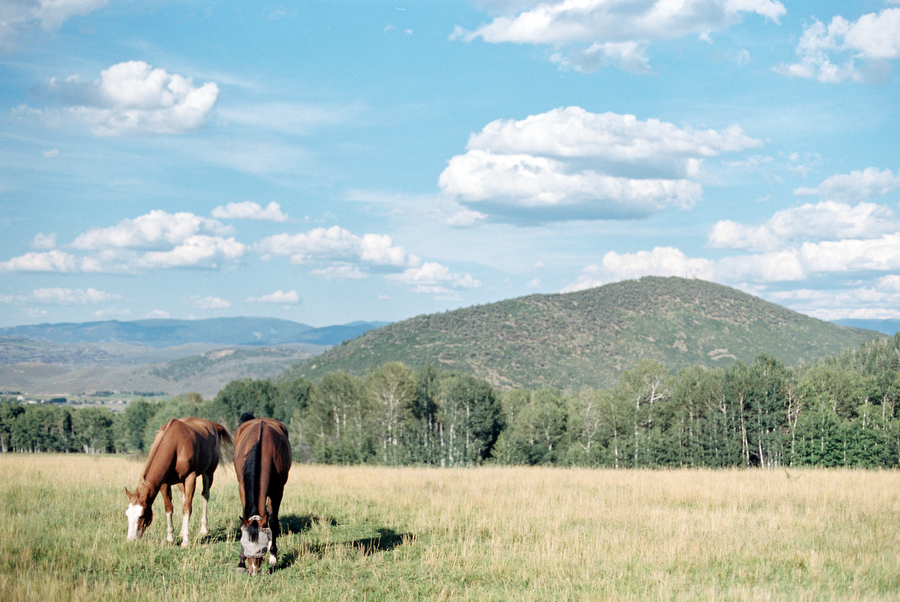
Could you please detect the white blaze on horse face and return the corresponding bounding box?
[126,503,144,540]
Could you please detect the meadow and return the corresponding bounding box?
[1,455,899,601]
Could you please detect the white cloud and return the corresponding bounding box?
[769,286,900,321]
[3,211,245,273]
[794,167,900,202]
[1,0,107,53]
[32,232,56,250]
[775,9,900,83]
[211,201,288,222]
[22,61,218,135]
[455,0,785,72]
[562,247,716,292]
[132,235,245,269]
[800,235,900,273]
[708,201,898,251]
[247,290,300,304]
[310,265,367,280]
[0,249,93,273]
[439,107,760,222]
[566,229,900,294]
[193,296,232,309]
[258,226,417,267]
[551,41,651,73]
[73,210,232,249]
[386,262,481,297]
[31,287,120,304]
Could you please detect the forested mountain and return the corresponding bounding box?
[281,277,882,391]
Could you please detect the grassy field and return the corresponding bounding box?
[1,455,900,601]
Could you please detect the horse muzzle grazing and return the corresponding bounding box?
[239,515,274,576]
[125,489,152,540]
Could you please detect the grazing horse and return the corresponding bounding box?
[234,413,292,575]
[125,417,232,546]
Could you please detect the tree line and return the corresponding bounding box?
[3,334,900,468]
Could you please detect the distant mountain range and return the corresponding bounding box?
[0,318,387,398]
[0,317,388,348]
[833,319,900,336]
[2,280,896,398]
[281,276,887,391]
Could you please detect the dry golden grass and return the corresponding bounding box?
[2,455,900,601]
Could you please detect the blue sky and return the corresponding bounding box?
[1,0,899,328]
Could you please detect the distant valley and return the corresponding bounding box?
[0,318,386,398]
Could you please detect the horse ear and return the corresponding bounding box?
[125,487,133,499]
[239,515,247,527]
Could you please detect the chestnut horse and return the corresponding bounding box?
[234,413,292,575]
[125,417,232,546]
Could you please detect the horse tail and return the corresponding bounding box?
[210,421,233,464]
[214,422,234,447]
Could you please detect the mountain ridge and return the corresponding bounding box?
[280,276,884,391]
[0,317,389,348]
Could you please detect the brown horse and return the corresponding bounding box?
[233,413,292,575]
[125,417,232,546]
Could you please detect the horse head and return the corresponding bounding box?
[239,514,273,576]
[124,487,153,540]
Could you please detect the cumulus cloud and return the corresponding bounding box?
[20,61,219,135]
[194,296,232,309]
[0,249,93,273]
[794,167,900,202]
[257,226,418,268]
[31,287,120,304]
[246,290,300,304]
[775,9,900,83]
[2,210,245,273]
[455,0,785,71]
[32,232,56,250]
[310,265,367,280]
[769,285,900,321]
[386,262,481,298]
[708,201,898,251]
[1,0,107,53]
[439,107,761,222]
[562,247,715,292]
[211,201,288,222]
[132,235,245,269]
[73,210,232,250]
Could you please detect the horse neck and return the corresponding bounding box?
[134,477,160,506]
[138,428,178,504]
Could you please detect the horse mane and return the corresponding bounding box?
[240,420,264,521]
[136,419,176,497]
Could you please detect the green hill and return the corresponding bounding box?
[281,276,884,391]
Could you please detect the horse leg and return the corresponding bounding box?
[267,488,284,567]
[236,545,248,573]
[179,477,195,547]
[199,471,212,537]
[161,483,175,543]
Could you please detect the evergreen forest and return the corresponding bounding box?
[3,334,900,469]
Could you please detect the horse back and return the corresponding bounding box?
[152,417,228,481]
[234,418,292,488]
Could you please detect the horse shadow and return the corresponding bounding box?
[274,514,415,569]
